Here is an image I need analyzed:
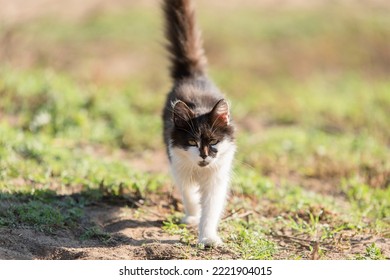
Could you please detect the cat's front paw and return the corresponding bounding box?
[181,215,200,225]
[199,235,223,247]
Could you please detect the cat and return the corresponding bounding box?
[162,0,236,246]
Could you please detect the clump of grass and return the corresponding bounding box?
[162,217,196,245]
[342,179,390,219]
[81,226,113,244]
[227,223,276,260]
[356,243,386,260]
[1,201,65,232]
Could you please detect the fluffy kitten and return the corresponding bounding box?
[162,0,236,246]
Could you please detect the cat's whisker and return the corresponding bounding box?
[209,116,219,134]
[185,110,196,132]
[168,106,199,138]
[179,129,197,139]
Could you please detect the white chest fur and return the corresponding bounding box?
[168,139,236,246]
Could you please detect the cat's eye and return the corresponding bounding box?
[188,139,198,146]
[209,139,219,145]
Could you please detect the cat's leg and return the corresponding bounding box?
[180,183,201,225]
[198,170,230,246]
[170,162,201,225]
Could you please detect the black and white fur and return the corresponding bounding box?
[162,0,236,246]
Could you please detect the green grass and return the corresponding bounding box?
[81,226,114,244]
[0,1,389,259]
[162,217,197,245]
[0,188,83,232]
[225,221,277,260]
[356,243,387,260]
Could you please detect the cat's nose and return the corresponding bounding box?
[200,154,207,159]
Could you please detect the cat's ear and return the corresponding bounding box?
[172,100,194,128]
[210,99,230,127]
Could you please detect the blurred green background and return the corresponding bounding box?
[0,0,389,259]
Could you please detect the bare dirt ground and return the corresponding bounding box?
[0,148,239,260]
[0,194,236,260]
[0,134,241,260]
[0,156,248,260]
[1,148,388,260]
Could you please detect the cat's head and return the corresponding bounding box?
[170,99,235,167]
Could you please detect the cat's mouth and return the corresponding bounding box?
[198,160,209,167]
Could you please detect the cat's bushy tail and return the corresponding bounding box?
[163,0,207,79]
